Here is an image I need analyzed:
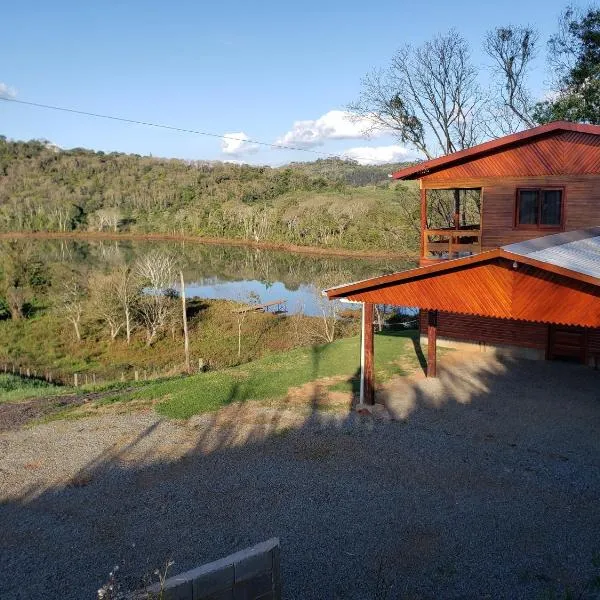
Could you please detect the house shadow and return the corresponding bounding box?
[1,340,600,600]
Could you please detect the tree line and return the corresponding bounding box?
[0,139,420,253]
[0,240,183,347]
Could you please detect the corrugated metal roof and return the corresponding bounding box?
[503,227,600,279]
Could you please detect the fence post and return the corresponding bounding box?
[134,370,139,382]
[74,373,78,387]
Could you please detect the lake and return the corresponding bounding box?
[6,238,417,315]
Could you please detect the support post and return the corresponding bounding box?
[361,303,375,405]
[427,310,438,378]
[420,187,427,259]
[453,189,461,230]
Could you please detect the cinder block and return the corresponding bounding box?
[234,550,273,583]
[232,573,273,600]
[271,544,281,600]
[192,563,234,599]
[204,590,234,600]
[146,574,193,600]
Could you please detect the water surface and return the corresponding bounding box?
[8,238,417,315]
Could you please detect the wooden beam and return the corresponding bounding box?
[427,310,438,378]
[420,187,427,258]
[362,302,375,405]
[453,189,461,230]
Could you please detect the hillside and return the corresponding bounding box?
[0,137,421,253]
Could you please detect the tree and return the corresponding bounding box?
[115,265,137,345]
[484,25,538,132]
[0,241,47,320]
[350,30,484,159]
[233,292,261,359]
[60,280,85,342]
[179,270,190,372]
[534,6,600,124]
[134,251,177,345]
[92,208,122,232]
[87,264,139,343]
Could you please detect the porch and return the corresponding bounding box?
[420,188,482,262]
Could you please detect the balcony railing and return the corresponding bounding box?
[423,226,481,259]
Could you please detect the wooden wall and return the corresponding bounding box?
[420,131,600,250]
[418,311,600,360]
[423,174,600,250]
[419,311,549,349]
[421,131,600,181]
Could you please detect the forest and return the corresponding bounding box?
[0,137,421,253]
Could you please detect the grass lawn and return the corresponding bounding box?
[0,373,66,403]
[109,330,424,419]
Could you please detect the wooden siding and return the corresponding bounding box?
[421,131,600,182]
[423,174,600,250]
[342,258,600,328]
[419,312,600,360]
[419,312,549,349]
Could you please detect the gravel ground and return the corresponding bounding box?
[1,353,599,599]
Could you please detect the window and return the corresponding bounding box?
[516,188,563,228]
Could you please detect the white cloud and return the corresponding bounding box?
[221,132,259,156]
[341,144,414,165]
[276,110,385,148]
[0,82,17,99]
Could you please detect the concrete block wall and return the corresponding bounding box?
[137,538,281,600]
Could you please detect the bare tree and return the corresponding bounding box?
[484,26,538,132]
[114,265,137,344]
[60,281,85,342]
[135,251,177,346]
[92,208,122,232]
[350,30,484,159]
[233,292,261,359]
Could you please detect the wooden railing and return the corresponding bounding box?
[423,227,482,259]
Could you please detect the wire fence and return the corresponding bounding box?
[1,358,210,389]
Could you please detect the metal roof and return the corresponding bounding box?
[503,227,600,279]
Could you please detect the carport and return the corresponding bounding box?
[325,229,600,405]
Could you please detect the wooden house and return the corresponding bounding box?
[326,122,600,404]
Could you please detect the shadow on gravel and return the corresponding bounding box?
[1,346,600,600]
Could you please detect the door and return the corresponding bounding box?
[548,326,588,363]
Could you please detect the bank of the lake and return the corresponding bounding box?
[0,237,417,388]
[0,231,419,261]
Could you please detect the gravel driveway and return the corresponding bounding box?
[1,353,599,599]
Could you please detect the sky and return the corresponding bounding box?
[0,0,575,166]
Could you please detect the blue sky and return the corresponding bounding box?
[1,0,574,165]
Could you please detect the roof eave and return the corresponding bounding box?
[391,121,600,181]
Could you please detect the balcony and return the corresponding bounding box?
[422,225,481,262]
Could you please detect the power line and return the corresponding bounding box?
[0,96,359,161]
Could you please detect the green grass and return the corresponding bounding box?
[0,373,66,403]
[110,330,422,419]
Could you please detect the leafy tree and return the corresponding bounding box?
[534,6,600,123]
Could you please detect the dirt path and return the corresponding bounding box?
[0,388,134,431]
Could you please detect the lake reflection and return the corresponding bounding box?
[10,238,418,315]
